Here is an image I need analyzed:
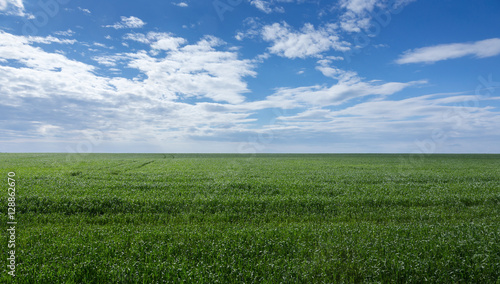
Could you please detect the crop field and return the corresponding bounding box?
[1,153,500,283]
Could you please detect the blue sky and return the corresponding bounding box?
[1,0,500,153]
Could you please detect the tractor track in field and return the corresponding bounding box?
[135,160,155,169]
[93,160,158,175]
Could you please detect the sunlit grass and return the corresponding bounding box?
[1,154,499,283]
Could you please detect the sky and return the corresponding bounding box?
[0,0,499,153]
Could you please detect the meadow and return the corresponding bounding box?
[1,153,500,283]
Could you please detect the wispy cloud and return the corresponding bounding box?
[396,38,500,64]
[173,2,188,7]
[104,16,146,29]
[338,0,416,32]
[262,78,425,109]
[0,0,25,17]
[316,58,358,82]
[273,92,500,152]
[338,0,380,32]
[92,54,125,67]
[53,29,75,37]
[249,0,284,13]
[249,0,305,14]
[78,7,91,14]
[26,34,76,45]
[235,17,262,41]
[239,60,426,110]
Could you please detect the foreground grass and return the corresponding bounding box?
[1,154,500,283]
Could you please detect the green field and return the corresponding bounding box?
[1,153,500,283]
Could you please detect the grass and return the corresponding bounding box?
[1,153,500,283]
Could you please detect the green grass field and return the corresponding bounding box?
[1,153,500,283]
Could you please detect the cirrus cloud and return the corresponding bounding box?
[396,38,500,64]
[104,16,146,29]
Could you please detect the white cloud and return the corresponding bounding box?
[316,59,358,83]
[104,16,146,29]
[93,42,114,49]
[0,30,256,106]
[123,33,149,44]
[2,30,256,107]
[235,17,262,41]
[53,29,75,37]
[78,7,91,14]
[126,35,256,103]
[263,79,424,109]
[393,0,417,9]
[0,30,260,149]
[0,0,25,16]
[338,0,416,32]
[272,92,500,153]
[326,55,344,61]
[340,0,379,15]
[92,54,127,67]
[0,32,81,73]
[1,25,499,153]
[249,0,285,13]
[173,2,188,7]
[248,0,303,14]
[150,33,187,51]
[92,56,115,67]
[338,0,381,32]
[124,32,188,53]
[27,35,76,45]
[239,61,426,110]
[396,38,500,64]
[262,22,350,59]
[250,0,272,13]
[36,123,62,136]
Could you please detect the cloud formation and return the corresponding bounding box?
[262,22,350,59]
[124,32,187,51]
[104,16,146,29]
[396,38,500,64]
[0,0,25,16]
[0,30,259,148]
[0,28,430,152]
[173,2,188,7]
[263,78,424,109]
[1,0,499,153]
[125,35,257,103]
[273,93,500,151]
[78,7,91,14]
[338,0,416,32]
[249,0,285,13]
